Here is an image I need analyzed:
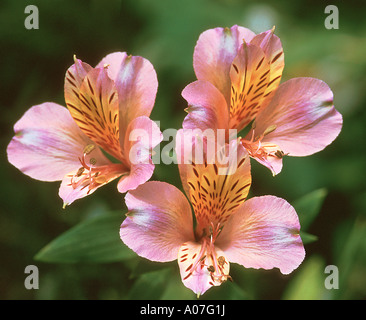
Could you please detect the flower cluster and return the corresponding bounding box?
[7,25,342,296]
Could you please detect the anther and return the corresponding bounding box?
[207,265,215,273]
[274,150,288,158]
[217,256,226,267]
[90,158,97,165]
[263,124,277,136]
[76,167,85,177]
[94,175,107,184]
[83,144,95,155]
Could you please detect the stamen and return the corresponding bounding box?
[263,124,277,136]
[274,150,285,158]
[76,167,85,177]
[217,256,226,267]
[207,265,215,273]
[83,144,95,155]
[94,175,107,184]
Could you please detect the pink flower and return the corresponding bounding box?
[7,52,162,206]
[120,140,305,296]
[182,25,343,175]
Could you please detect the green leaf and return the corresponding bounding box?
[300,231,318,244]
[282,255,328,300]
[35,212,134,263]
[127,268,172,300]
[293,188,328,231]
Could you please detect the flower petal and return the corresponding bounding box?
[117,163,153,194]
[65,64,123,160]
[117,116,163,193]
[184,140,252,231]
[229,42,272,131]
[112,54,158,143]
[193,25,256,105]
[59,162,126,207]
[241,139,284,175]
[123,116,163,166]
[95,51,128,82]
[217,195,305,274]
[252,77,343,157]
[64,57,93,96]
[182,80,229,132]
[7,102,107,181]
[178,242,230,296]
[250,28,284,101]
[120,181,194,262]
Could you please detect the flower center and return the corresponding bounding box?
[187,222,231,285]
[68,144,125,194]
[241,125,287,161]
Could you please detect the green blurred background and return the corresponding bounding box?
[1,0,365,300]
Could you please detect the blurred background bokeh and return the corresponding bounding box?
[1,0,365,300]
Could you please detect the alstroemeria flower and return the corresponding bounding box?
[7,52,162,206]
[120,140,305,296]
[182,25,343,175]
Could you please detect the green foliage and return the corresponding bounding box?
[294,188,328,231]
[34,212,134,263]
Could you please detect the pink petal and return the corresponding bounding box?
[96,52,128,82]
[111,54,158,143]
[178,242,230,296]
[116,162,154,194]
[252,77,343,157]
[7,102,108,181]
[120,181,194,262]
[217,195,305,274]
[117,116,162,193]
[59,170,97,207]
[241,139,284,175]
[59,162,127,207]
[175,128,198,197]
[123,116,163,167]
[182,80,229,132]
[193,25,256,105]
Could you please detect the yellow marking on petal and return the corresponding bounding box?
[186,150,251,230]
[65,67,123,161]
[229,42,271,130]
[229,31,284,131]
